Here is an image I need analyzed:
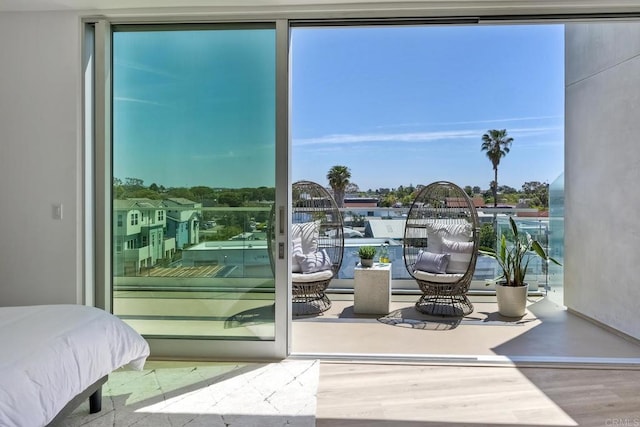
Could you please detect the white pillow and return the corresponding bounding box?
[426,230,443,253]
[414,250,450,274]
[442,223,473,241]
[292,221,320,253]
[291,236,303,273]
[427,221,472,242]
[295,249,333,274]
[426,221,473,253]
[441,238,474,273]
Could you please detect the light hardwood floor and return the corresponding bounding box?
[316,363,640,427]
[300,293,640,426]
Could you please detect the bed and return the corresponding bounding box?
[0,304,150,427]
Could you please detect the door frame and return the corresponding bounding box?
[88,18,292,360]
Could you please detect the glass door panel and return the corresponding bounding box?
[112,25,276,341]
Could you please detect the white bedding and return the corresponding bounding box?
[0,304,150,427]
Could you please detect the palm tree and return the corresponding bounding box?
[326,165,351,208]
[481,129,514,208]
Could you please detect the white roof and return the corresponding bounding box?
[365,218,406,239]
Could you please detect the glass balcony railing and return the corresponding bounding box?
[113,204,563,292]
[111,202,564,339]
[112,205,276,340]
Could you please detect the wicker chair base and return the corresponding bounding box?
[292,282,332,316]
[414,279,474,317]
[415,293,474,317]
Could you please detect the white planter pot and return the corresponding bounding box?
[495,282,529,317]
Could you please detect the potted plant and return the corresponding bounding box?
[480,216,561,317]
[358,246,377,268]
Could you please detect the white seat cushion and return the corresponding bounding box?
[295,249,332,273]
[292,269,333,283]
[413,269,464,284]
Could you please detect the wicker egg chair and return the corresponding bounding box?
[290,180,345,316]
[403,181,480,316]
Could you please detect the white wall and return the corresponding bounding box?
[565,22,640,340]
[0,12,83,305]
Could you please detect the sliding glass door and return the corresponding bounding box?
[104,22,289,359]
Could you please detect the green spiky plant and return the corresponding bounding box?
[358,246,377,260]
[480,216,561,287]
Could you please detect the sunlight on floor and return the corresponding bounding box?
[316,363,580,426]
[133,361,318,417]
[66,360,319,427]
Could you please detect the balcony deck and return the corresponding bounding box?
[292,290,640,365]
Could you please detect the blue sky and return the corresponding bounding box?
[114,24,564,192]
[113,28,276,189]
[291,24,565,191]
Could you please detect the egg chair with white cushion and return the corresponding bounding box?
[291,180,344,316]
[403,181,480,316]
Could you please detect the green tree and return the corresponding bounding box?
[380,194,397,207]
[401,194,414,206]
[166,187,196,200]
[481,129,514,208]
[127,189,162,199]
[479,223,497,251]
[499,184,518,194]
[326,165,351,208]
[345,182,360,196]
[190,186,214,201]
[125,177,144,187]
[218,192,243,207]
[522,181,549,209]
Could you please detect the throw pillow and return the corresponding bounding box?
[426,221,473,253]
[441,238,474,273]
[292,221,320,254]
[426,230,443,254]
[291,236,303,273]
[414,250,450,274]
[295,249,333,274]
[441,222,473,242]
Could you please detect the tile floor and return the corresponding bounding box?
[64,360,319,427]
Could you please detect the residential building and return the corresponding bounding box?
[163,197,202,249]
[343,197,379,208]
[113,198,176,275]
[364,217,405,239]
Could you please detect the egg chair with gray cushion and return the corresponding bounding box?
[403,181,480,316]
[291,180,344,316]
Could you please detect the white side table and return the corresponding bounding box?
[354,263,392,314]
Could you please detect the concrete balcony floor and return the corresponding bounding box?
[292,291,640,365]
